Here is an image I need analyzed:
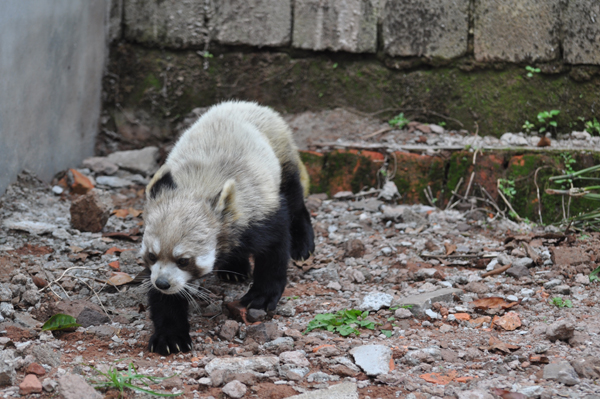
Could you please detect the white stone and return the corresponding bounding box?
[222,380,246,398]
[350,345,392,376]
[2,220,57,235]
[359,292,393,311]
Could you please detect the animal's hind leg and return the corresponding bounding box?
[216,252,251,283]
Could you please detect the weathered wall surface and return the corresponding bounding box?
[0,0,107,194]
[119,0,600,65]
[101,0,600,147]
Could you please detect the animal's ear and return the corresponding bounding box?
[146,168,176,199]
[213,179,239,221]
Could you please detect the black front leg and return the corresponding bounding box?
[148,288,192,355]
[240,245,288,311]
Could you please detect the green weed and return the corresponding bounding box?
[537,110,560,133]
[90,362,182,397]
[498,179,516,200]
[585,118,600,135]
[522,120,535,133]
[525,66,541,78]
[389,113,410,129]
[305,309,376,337]
[590,266,600,283]
[550,297,573,308]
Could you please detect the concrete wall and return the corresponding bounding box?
[119,0,600,65]
[0,0,107,194]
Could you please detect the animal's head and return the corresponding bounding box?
[141,167,239,294]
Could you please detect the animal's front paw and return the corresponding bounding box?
[148,331,192,355]
[217,269,250,283]
[240,282,285,311]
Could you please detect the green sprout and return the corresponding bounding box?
[525,66,541,78]
[90,362,182,397]
[550,297,573,308]
[537,110,560,133]
[305,309,376,337]
[389,113,410,129]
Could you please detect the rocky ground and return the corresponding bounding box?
[1,110,600,399]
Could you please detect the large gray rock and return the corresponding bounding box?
[474,0,561,62]
[382,0,469,59]
[563,1,600,65]
[106,147,159,176]
[359,292,393,311]
[543,361,580,386]
[58,374,102,399]
[395,288,463,316]
[545,319,575,342]
[293,0,378,53]
[457,390,495,399]
[571,357,600,380]
[286,382,358,399]
[2,220,57,236]
[123,0,210,48]
[349,345,392,376]
[214,0,292,47]
[205,356,279,376]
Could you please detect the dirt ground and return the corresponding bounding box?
[0,111,599,399]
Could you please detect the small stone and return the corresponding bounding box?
[0,284,12,302]
[544,279,563,290]
[378,181,400,201]
[82,157,119,175]
[219,320,239,341]
[42,379,57,392]
[543,361,579,386]
[429,124,445,134]
[350,345,392,376]
[246,308,267,323]
[513,257,534,268]
[306,371,338,383]
[245,322,281,344]
[263,337,294,354]
[546,320,575,341]
[394,308,413,319]
[457,389,495,399]
[506,265,530,278]
[500,133,528,146]
[221,380,247,398]
[464,281,488,294]
[205,356,279,376]
[425,309,440,319]
[276,302,296,317]
[279,351,309,368]
[25,363,46,376]
[403,347,442,366]
[20,374,42,395]
[359,292,393,311]
[285,382,358,399]
[572,357,600,379]
[95,176,133,188]
[395,288,463,316]
[309,263,339,283]
[497,253,512,265]
[0,350,16,385]
[76,307,110,328]
[326,281,341,290]
[67,169,94,194]
[344,239,365,258]
[70,189,113,233]
[58,373,102,399]
[2,220,58,236]
[52,186,64,195]
[552,284,571,295]
[0,303,14,318]
[439,324,453,333]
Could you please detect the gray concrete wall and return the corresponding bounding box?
[0,0,107,194]
[119,0,600,65]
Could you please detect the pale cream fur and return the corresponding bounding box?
[143,101,308,291]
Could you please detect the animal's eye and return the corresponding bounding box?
[177,258,190,267]
[148,253,157,263]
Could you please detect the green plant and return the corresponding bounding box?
[389,113,410,129]
[537,110,560,133]
[200,51,213,58]
[525,66,541,78]
[304,309,376,337]
[438,121,447,127]
[590,266,600,283]
[550,297,573,308]
[42,314,80,331]
[522,120,535,133]
[381,330,393,338]
[498,179,516,200]
[390,304,413,311]
[585,118,600,135]
[90,362,182,397]
[332,63,338,69]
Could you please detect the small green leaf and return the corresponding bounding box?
[381,330,393,338]
[590,266,600,282]
[41,314,81,331]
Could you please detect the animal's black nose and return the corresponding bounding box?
[155,277,170,290]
